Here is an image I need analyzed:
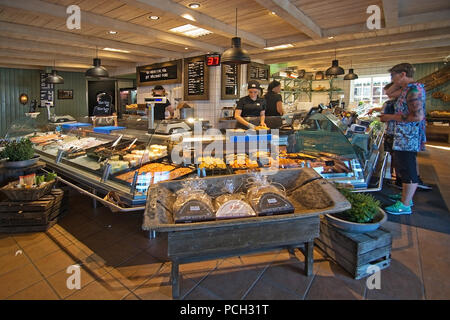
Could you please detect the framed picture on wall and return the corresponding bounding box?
[58,89,73,99]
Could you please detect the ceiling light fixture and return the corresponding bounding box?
[188,3,200,9]
[169,24,212,37]
[85,47,109,78]
[149,15,160,20]
[271,11,277,15]
[328,36,334,39]
[344,61,358,80]
[46,60,64,84]
[103,47,130,53]
[109,30,117,34]
[221,8,251,65]
[181,13,196,21]
[264,44,293,51]
[325,48,344,76]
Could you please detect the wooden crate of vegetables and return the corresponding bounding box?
[0,172,57,201]
[0,187,68,233]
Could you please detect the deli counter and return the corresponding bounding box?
[3,111,386,210]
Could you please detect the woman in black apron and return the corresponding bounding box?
[151,85,174,120]
[234,80,266,129]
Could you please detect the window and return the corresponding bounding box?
[350,75,391,107]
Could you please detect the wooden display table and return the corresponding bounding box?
[143,168,351,299]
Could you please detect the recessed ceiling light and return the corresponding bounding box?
[108,30,117,34]
[169,24,212,38]
[264,44,294,51]
[188,3,200,9]
[328,36,334,39]
[270,11,277,15]
[149,15,159,20]
[185,47,189,50]
[103,47,130,53]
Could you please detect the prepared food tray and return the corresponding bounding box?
[114,162,194,185]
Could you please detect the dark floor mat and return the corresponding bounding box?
[373,183,450,234]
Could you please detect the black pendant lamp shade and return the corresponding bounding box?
[85,58,109,78]
[344,68,358,80]
[46,69,64,84]
[326,49,344,76]
[221,9,251,65]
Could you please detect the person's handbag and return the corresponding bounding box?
[392,122,421,152]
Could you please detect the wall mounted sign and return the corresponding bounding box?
[247,62,270,84]
[221,63,240,100]
[58,89,73,99]
[137,60,182,86]
[184,55,209,101]
[40,72,54,107]
[206,53,221,66]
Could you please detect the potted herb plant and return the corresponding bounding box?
[325,188,387,233]
[0,138,39,168]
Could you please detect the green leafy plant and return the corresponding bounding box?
[0,139,34,162]
[336,188,380,223]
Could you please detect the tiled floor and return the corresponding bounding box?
[0,144,449,300]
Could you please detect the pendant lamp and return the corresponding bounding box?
[325,49,344,76]
[344,61,358,80]
[221,8,251,65]
[86,47,109,78]
[315,71,325,80]
[46,60,64,84]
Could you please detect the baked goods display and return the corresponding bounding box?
[116,163,176,183]
[226,154,259,169]
[197,156,227,170]
[246,174,295,216]
[214,179,256,219]
[173,180,215,223]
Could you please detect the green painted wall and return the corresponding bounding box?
[0,67,88,137]
[413,62,450,112]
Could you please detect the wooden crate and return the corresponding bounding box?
[315,219,392,280]
[0,188,68,233]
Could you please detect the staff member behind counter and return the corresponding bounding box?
[234,80,267,129]
[92,92,118,126]
[264,80,284,116]
[151,85,174,120]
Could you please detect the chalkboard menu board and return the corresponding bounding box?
[40,72,54,107]
[184,55,209,101]
[137,60,182,87]
[247,62,270,84]
[221,63,240,100]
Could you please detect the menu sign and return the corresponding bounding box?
[184,56,209,101]
[40,72,54,107]
[137,60,182,86]
[221,63,240,100]
[247,62,270,84]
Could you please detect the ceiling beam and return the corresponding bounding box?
[0,57,93,69]
[264,39,450,64]
[0,0,223,53]
[122,0,266,48]
[255,27,450,60]
[253,0,322,39]
[0,21,179,59]
[0,36,153,64]
[398,9,450,26]
[382,0,399,28]
[0,49,136,68]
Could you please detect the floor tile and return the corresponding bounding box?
[33,246,82,278]
[0,263,43,299]
[244,278,303,300]
[256,260,314,298]
[12,232,48,249]
[0,236,20,258]
[179,259,222,283]
[416,227,450,299]
[7,280,59,300]
[122,292,140,300]
[0,245,31,276]
[133,265,197,300]
[197,260,265,300]
[45,264,98,299]
[56,219,104,241]
[66,272,131,300]
[183,283,223,300]
[108,251,164,291]
[21,236,63,262]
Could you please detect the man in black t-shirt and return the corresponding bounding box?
[151,85,174,120]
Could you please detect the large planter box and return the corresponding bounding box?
[315,218,392,279]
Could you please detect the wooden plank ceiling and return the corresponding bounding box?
[0,0,448,74]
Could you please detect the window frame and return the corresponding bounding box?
[350,74,391,107]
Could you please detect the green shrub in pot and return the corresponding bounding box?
[0,138,35,162]
[335,188,380,223]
